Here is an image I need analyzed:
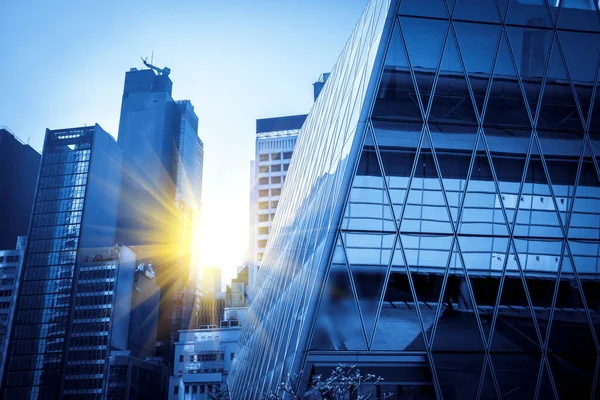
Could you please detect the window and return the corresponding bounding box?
[179,355,184,362]
[0,257,3,263]
[174,386,179,395]
[258,214,269,222]
[259,166,269,174]
[258,227,269,235]
[231,353,235,360]
[258,202,269,210]
[271,201,278,209]
[271,153,281,160]
[271,164,281,172]
[259,177,269,185]
[271,176,281,184]
[258,253,263,261]
[283,151,293,159]
[192,385,197,394]
[258,240,267,249]
[258,189,269,198]
[185,385,189,393]
[5,256,19,263]
[271,188,281,196]
[259,154,269,162]
[271,213,276,221]
[283,163,290,172]
[200,385,205,393]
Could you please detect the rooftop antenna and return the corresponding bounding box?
[141,54,170,76]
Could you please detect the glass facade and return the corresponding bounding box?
[229,0,600,399]
[2,126,123,399]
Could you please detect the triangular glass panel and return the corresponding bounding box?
[548,352,596,400]
[536,129,581,228]
[484,32,532,129]
[546,246,597,390]
[479,358,500,399]
[373,120,423,225]
[513,137,564,238]
[372,17,422,122]
[537,359,557,400]
[453,22,502,117]
[491,353,541,399]
[399,16,449,115]
[371,237,426,351]
[505,26,552,117]
[490,242,542,352]
[458,235,510,342]
[432,353,486,400]
[459,132,511,237]
[431,241,486,352]
[397,0,449,18]
[590,80,600,135]
[480,127,529,230]
[536,36,583,132]
[400,234,454,347]
[429,26,478,125]
[429,124,477,227]
[341,128,395,232]
[568,139,600,239]
[445,0,456,16]
[514,237,563,342]
[400,130,454,234]
[556,0,600,33]
[342,231,395,345]
[453,0,501,23]
[505,0,552,28]
[309,238,366,351]
[557,30,600,128]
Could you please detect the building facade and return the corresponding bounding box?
[116,65,204,353]
[0,127,41,249]
[0,237,26,388]
[2,125,124,398]
[229,0,600,399]
[107,351,168,400]
[169,325,242,400]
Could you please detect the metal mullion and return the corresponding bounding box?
[394,234,431,350]
[424,235,457,352]
[453,129,483,233]
[423,21,453,121]
[447,22,483,125]
[424,124,459,233]
[340,231,371,350]
[453,237,491,349]
[591,353,600,400]
[426,351,444,400]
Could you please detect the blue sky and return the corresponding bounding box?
[0,0,366,283]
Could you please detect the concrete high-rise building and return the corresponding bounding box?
[229,1,600,398]
[2,125,124,398]
[0,236,26,388]
[248,76,330,298]
[0,127,41,249]
[116,64,204,353]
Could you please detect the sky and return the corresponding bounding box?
[0,0,366,284]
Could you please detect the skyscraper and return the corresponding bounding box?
[229,0,600,398]
[116,65,203,352]
[0,127,41,249]
[2,125,124,398]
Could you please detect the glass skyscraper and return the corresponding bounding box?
[229,0,600,399]
[2,125,124,398]
[116,67,204,352]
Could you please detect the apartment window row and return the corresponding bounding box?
[258,213,276,222]
[258,227,269,235]
[2,255,20,263]
[258,176,284,186]
[258,163,290,174]
[258,201,279,210]
[258,188,282,198]
[0,289,13,297]
[258,151,293,162]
